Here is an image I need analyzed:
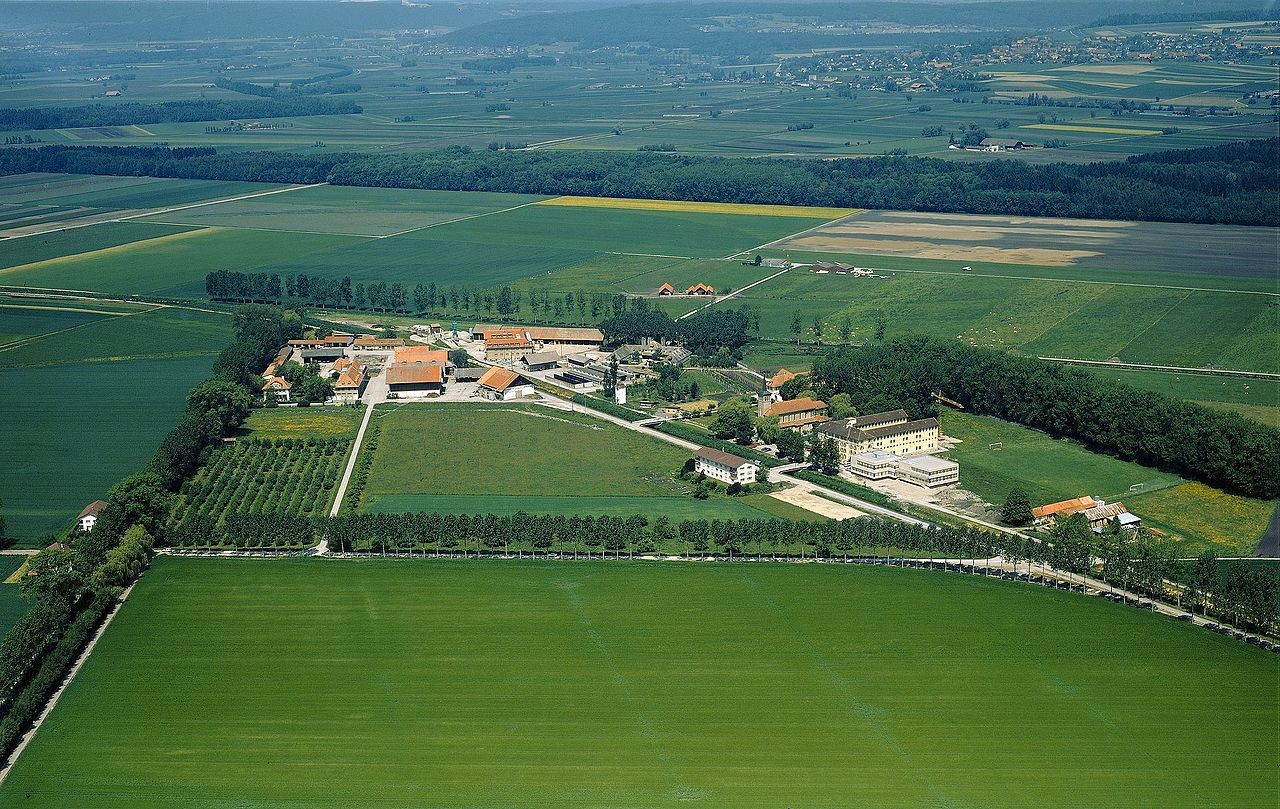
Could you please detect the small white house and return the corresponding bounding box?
[77,500,108,532]
[694,447,759,486]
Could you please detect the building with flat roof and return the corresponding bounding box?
[896,454,959,488]
[694,447,758,485]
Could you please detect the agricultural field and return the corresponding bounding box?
[357,402,791,520]
[0,45,1272,161]
[943,412,1276,556]
[2,557,1274,808]
[1082,367,1280,428]
[169,435,350,531]
[0,296,230,540]
[0,557,32,640]
[237,405,364,440]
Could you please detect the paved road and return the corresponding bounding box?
[675,266,792,321]
[324,370,390,549]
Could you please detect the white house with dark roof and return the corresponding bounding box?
[77,500,108,532]
[694,447,758,485]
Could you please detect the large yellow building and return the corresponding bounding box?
[816,409,940,466]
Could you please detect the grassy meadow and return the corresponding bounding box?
[0,557,32,639]
[943,411,1276,555]
[1,557,1274,808]
[359,403,789,520]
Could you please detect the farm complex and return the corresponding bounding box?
[0,2,1276,807]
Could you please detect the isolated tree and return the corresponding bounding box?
[828,392,857,420]
[753,254,762,266]
[838,316,853,344]
[873,315,887,342]
[186,379,253,435]
[790,310,804,347]
[809,436,840,475]
[812,317,824,346]
[776,429,806,462]
[709,398,753,441]
[1000,488,1033,526]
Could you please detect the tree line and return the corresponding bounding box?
[0,98,362,131]
[799,336,1280,500]
[163,509,1277,632]
[2,139,1275,226]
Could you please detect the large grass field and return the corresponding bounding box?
[359,403,789,520]
[0,297,229,540]
[0,558,32,640]
[1,557,1274,808]
[944,411,1276,555]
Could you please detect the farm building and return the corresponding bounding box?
[386,363,446,397]
[262,376,291,403]
[351,337,405,352]
[288,334,354,350]
[521,350,561,371]
[76,500,107,533]
[657,283,676,296]
[473,324,604,357]
[299,347,347,363]
[393,346,449,366]
[484,330,535,363]
[812,261,852,274]
[453,367,487,382]
[979,138,1026,151]
[818,410,941,467]
[694,447,759,486]
[1032,496,1102,528]
[614,343,691,367]
[763,397,828,433]
[477,367,535,400]
[330,358,367,403]
[1082,502,1142,534]
[686,283,715,295]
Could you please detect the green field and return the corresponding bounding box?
[238,406,364,440]
[1082,367,1280,427]
[0,557,32,639]
[2,557,1274,808]
[944,412,1276,555]
[359,403,790,519]
[0,298,229,540]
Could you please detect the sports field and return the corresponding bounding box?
[359,403,789,520]
[2,557,1274,808]
[944,412,1276,555]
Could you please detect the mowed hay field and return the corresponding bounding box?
[0,298,230,539]
[2,558,1274,808]
[944,412,1276,555]
[359,403,784,520]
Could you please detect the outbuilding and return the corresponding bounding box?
[477,367,536,400]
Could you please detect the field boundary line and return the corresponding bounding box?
[675,266,792,320]
[1038,357,1280,380]
[328,400,377,528]
[804,263,1279,297]
[722,209,865,260]
[0,305,154,355]
[141,220,379,239]
[378,198,548,239]
[0,581,136,786]
[0,182,327,242]
[1106,289,1194,361]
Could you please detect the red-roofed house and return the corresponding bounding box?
[77,500,108,533]
[765,397,829,433]
[477,367,535,400]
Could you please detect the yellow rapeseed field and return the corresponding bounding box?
[539,195,857,219]
[1022,123,1163,136]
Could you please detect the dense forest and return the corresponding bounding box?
[2,139,1276,225]
[800,336,1280,500]
[0,98,361,131]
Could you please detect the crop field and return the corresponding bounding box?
[0,558,31,640]
[774,210,1279,279]
[237,406,364,440]
[0,298,229,540]
[732,265,1279,374]
[1081,367,1280,427]
[358,403,789,520]
[169,436,350,530]
[2,557,1274,808]
[943,412,1275,555]
[0,173,284,238]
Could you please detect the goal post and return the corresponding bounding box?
[1129,483,1145,493]
[988,442,1003,450]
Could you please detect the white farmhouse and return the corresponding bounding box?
[77,500,108,532]
[694,447,759,486]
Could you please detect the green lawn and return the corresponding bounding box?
[0,557,32,639]
[360,403,798,520]
[1083,367,1280,428]
[2,557,1273,808]
[944,411,1275,555]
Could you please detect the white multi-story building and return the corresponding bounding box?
[694,447,759,486]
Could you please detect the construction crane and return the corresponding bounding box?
[931,390,964,431]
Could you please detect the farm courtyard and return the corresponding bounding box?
[1,558,1274,809]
